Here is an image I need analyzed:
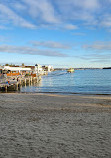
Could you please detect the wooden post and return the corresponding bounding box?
[5,86,7,92]
[37,77,38,83]
[19,79,21,84]
[39,75,41,81]
[34,78,35,85]
[16,82,18,91]
[20,84,22,89]
[31,76,32,85]
[25,79,26,87]
[29,78,30,86]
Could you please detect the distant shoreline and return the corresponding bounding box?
[54,67,111,70]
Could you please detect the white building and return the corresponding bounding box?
[35,64,43,74]
[42,65,53,72]
[47,65,53,72]
[2,66,31,73]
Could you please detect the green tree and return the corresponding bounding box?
[22,63,25,66]
[5,63,9,66]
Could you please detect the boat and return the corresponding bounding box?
[67,68,74,73]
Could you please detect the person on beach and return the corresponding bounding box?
[6,80,10,85]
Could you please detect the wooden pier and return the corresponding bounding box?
[0,75,41,92]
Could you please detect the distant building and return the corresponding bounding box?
[0,66,32,77]
[0,66,2,74]
[2,66,31,73]
[42,65,53,72]
[0,64,54,76]
[35,64,43,74]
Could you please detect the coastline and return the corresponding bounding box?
[1,91,111,96]
[0,93,111,157]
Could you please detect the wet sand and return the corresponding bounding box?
[0,93,111,158]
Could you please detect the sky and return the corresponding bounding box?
[0,0,111,68]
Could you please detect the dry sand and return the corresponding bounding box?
[0,93,111,158]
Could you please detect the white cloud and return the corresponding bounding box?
[67,0,99,10]
[101,15,111,28]
[83,41,111,51]
[73,52,111,63]
[55,0,100,21]
[63,24,78,30]
[1,0,111,31]
[77,0,99,10]
[13,3,26,11]
[0,4,36,29]
[0,45,68,57]
[0,25,8,29]
[31,41,71,49]
[22,0,59,23]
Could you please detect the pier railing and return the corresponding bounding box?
[0,75,41,92]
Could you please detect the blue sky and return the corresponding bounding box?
[0,0,111,68]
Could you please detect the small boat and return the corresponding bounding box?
[67,68,74,73]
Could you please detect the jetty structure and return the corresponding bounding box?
[0,64,53,92]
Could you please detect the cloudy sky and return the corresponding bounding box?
[0,0,111,68]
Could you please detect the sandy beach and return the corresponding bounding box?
[0,93,111,158]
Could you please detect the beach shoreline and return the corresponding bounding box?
[0,93,111,157]
[1,91,111,96]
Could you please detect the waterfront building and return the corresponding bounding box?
[35,64,43,74]
[42,65,53,72]
[1,66,32,76]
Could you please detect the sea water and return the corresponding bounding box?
[21,69,111,95]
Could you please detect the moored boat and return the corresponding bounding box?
[67,68,74,73]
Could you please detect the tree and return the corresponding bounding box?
[22,63,25,66]
[5,63,9,66]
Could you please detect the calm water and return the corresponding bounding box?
[21,69,111,95]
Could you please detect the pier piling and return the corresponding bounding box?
[0,75,41,92]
